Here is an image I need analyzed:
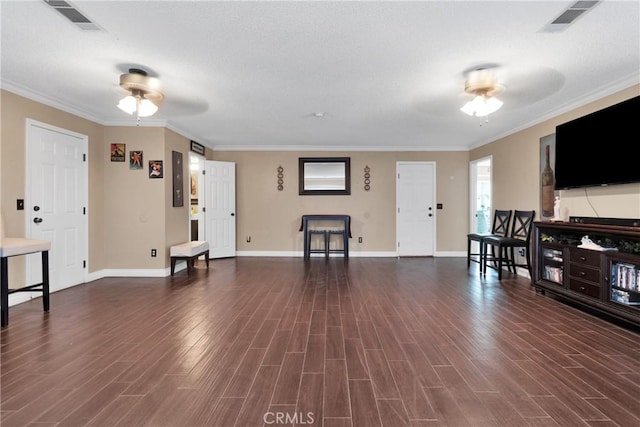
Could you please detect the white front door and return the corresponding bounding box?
[204,160,236,258]
[396,162,435,256]
[26,120,87,292]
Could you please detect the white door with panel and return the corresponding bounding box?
[396,162,435,256]
[204,160,236,258]
[26,120,88,293]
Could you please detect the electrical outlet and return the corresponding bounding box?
[519,248,525,256]
[151,249,157,257]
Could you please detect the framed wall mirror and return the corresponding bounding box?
[299,157,351,195]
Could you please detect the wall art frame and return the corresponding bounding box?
[172,151,184,207]
[129,150,143,169]
[110,143,125,162]
[149,160,163,179]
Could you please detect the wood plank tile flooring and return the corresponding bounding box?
[2,257,639,426]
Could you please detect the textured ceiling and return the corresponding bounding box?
[1,0,639,151]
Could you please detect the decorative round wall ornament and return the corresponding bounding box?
[277,166,284,191]
[364,165,371,191]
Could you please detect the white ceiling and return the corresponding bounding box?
[2,0,639,151]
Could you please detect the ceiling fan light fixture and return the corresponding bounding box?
[117,68,164,121]
[460,67,505,119]
[460,95,503,117]
[117,94,137,115]
[137,98,158,117]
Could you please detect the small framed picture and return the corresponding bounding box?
[149,160,163,178]
[190,140,205,156]
[130,151,143,169]
[110,143,126,162]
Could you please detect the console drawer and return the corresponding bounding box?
[569,248,601,268]
[568,264,601,283]
[568,278,601,299]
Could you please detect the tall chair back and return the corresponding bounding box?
[509,210,535,242]
[492,209,512,237]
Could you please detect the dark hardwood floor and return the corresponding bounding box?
[1,257,639,427]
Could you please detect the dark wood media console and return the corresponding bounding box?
[533,221,640,329]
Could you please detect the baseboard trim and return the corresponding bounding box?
[434,251,466,257]
[235,250,399,258]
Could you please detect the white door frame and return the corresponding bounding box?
[469,155,492,233]
[396,161,436,257]
[189,153,205,241]
[25,119,88,291]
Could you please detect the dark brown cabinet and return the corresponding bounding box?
[533,221,640,328]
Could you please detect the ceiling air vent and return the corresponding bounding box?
[541,1,601,33]
[43,0,101,31]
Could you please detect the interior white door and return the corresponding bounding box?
[204,160,236,258]
[396,162,435,256]
[26,120,87,292]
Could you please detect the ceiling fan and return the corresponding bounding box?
[117,68,164,123]
[460,66,506,118]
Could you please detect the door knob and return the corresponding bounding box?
[33,217,43,224]
[231,213,235,216]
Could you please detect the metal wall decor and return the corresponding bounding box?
[172,151,183,206]
[277,166,284,191]
[364,165,371,191]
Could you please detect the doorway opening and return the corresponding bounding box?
[469,156,492,234]
[189,153,204,241]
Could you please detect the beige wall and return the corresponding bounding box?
[102,127,190,269]
[103,126,168,269]
[470,85,640,221]
[210,150,469,253]
[164,128,190,256]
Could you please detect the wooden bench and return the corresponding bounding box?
[170,241,209,276]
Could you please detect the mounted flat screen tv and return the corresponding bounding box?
[554,95,640,190]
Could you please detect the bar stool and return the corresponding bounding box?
[327,229,349,259]
[467,209,512,271]
[482,210,536,280]
[1,237,51,327]
[306,229,329,259]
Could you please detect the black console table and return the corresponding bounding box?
[299,215,351,259]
